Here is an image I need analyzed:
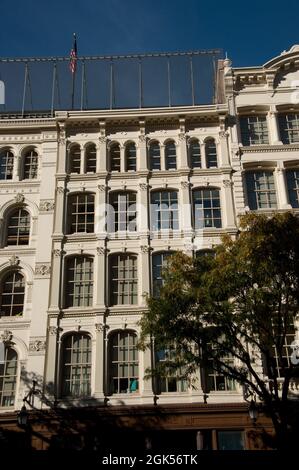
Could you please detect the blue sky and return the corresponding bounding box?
[0,0,299,67]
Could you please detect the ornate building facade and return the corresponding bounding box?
[1,46,299,451]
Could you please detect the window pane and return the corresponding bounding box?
[151,191,179,231]
[110,144,120,171]
[85,144,96,173]
[240,115,269,145]
[125,143,136,171]
[62,333,91,398]
[0,150,14,180]
[245,171,277,210]
[165,142,177,170]
[205,140,217,168]
[7,209,30,246]
[68,193,95,234]
[0,272,25,316]
[23,150,38,179]
[149,143,160,170]
[110,254,138,305]
[109,331,139,395]
[0,347,18,407]
[189,140,201,168]
[193,188,222,228]
[70,145,81,173]
[218,431,245,450]
[66,257,94,307]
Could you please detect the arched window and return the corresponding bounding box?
[193,188,222,229]
[65,256,94,308]
[151,190,179,230]
[149,141,160,171]
[108,330,138,394]
[67,193,94,234]
[108,191,136,232]
[152,251,173,297]
[23,150,38,179]
[165,141,177,170]
[6,208,30,246]
[0,271,25,316]
[205,139,218,168]
[125,143,136,171]
[110,254,138,305]
[189,139,201,168]
[0,149,13,180]
[85,144,96,173]
[0,346,18,407]
[110,143,120,172]
[69,145,81,174]
[61,333,91,398]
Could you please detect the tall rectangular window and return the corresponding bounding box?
[155,349,188,393]
[278,114,299,144]
[68,193,94,234]
[109,331,139,394]
[66,257,93,307]
[286,169,299,208]
[245,171,277,210]
[110,254,138,305]
[193,188,222,229]
[151,191,179,230]
[240,115,269,145]
[109,192,137,232]
[62,333,91,397]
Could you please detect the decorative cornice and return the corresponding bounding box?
[14,193,25,204]
[241,144,299,153]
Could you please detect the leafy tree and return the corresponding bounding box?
[139,213,299,449]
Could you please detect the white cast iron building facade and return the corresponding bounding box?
[0,45,299,449]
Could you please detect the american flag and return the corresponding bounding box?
[69,33,77,74]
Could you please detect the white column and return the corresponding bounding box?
[275,166,291,209]
[178,134,188,169]
[268,107,281,144]
[97,137,107,172]
[180,181,192,234]
[222,179,236,229]
[95,184,107,237]
[53,187,65,235]
[138,183,149,236]
[13,155,20,180]
[80,145,85,174]
[218,132,230,166]
[138,135,148,171]
[141,347,153,398]
[49,249,62,308]
[160,144,165,171]
[140,245,150,305]
[200,143,206,169]
[95,248,106,306]
[44,326,59,397]
[94,323,106,397]
[120,145,125,173]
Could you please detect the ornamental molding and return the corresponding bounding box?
[48,326,59,336]
[9,254,20,266]
[39,200,55,212]
[99,136,107,144]
[95,323,109,332]
[223,179,233,187]
[98,184,106,192]
[52,249,62,258]
[96,247,107,256]
[14,193,25,204]
[56,186,65,194]
[219,130,229,139]
[180,181,191,189]
[138,134,146,143]
[140,245,151,253]
[139,183,148,191]
[178,132,187,141]
[35,263,51,276]
[240,144,299,153]
[29,339,46,352]
[0,330,13,343]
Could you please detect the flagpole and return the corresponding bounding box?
[70,33,77,110]
[71,68,75,110]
